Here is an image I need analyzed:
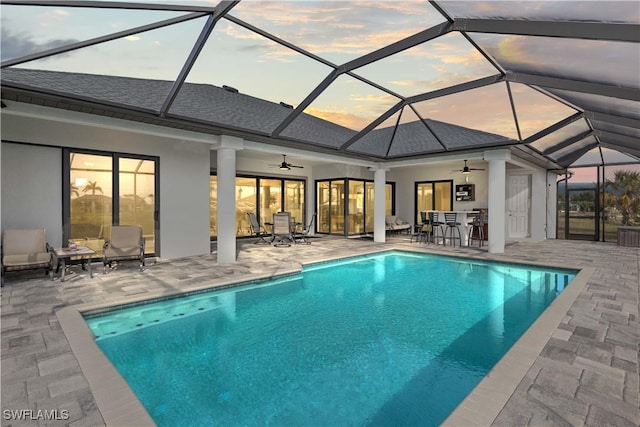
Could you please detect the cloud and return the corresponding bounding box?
[349,93,398,104]
[38,9,70,28]
[305,106,371,130]
[228,2,435,58]
[125,35,141,41]
[0,26,78,62]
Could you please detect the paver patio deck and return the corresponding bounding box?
[1,237,638,426]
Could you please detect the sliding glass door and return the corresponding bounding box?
[68,153,113,253]
[210,175,306,238]
[118,158,156,253]
[65,150,158,256]
[415,180,453,224]
[316,178,394,236]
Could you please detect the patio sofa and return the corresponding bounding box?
[385,215,411,234]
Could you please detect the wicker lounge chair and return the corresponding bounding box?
[385,215,411,234]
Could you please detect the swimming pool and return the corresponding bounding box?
[85,250,576,426]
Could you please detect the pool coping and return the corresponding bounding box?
[56,247,591,427]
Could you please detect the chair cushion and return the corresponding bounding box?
[2,229,46,255]
[3,253,50,267]
[104,246,140,258]
[385,216,397,226]
[395,217,408,225]
[109,226,142,248]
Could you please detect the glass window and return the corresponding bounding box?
[385,183,394,216]
[331,181,346,234]
[348,180,365,235]
[210,175,217,238]
[317,181,330,234]
[416,181,453,223]
[236,177,257,237]
[68,151,157,256]
[260,179,282,225]
[416,182,433,222]
[285,180,305,228]
[70,153,113,254]
[211,175,306,238]
[435,182,453,210]
[119,158,156,254]
[365,182,375,233]
[317,179,394,235]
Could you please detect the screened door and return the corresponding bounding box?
[568,188,598,240]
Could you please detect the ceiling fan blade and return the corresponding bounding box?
[289,165,304,168]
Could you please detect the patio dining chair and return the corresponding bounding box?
[443,212,462,246]
[468,209,486,247]
[429,212,445,244]
[294,213,316,244]
[247,212,270,244]
[102,225,145,273]
[272,212,295,247]
[411,211,432,244]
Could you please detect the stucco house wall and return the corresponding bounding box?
[1,107,211,259]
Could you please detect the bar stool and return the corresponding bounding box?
[429,211,445,244]
[411,211,428,243]
[443,212,462,246]
[468,210,485,247]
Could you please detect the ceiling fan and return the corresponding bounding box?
[269,154,304,171]
[452,160,485,175]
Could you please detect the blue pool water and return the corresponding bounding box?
[86,251,576,426]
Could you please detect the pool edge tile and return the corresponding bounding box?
[56,306,157,427]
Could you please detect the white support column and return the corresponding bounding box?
[530,168,547,242]
[546,171,558,239]
[216,136,243,263]
[373,167,386,243]
[484,149,510,254]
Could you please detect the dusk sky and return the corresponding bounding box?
[2,1,638,159]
